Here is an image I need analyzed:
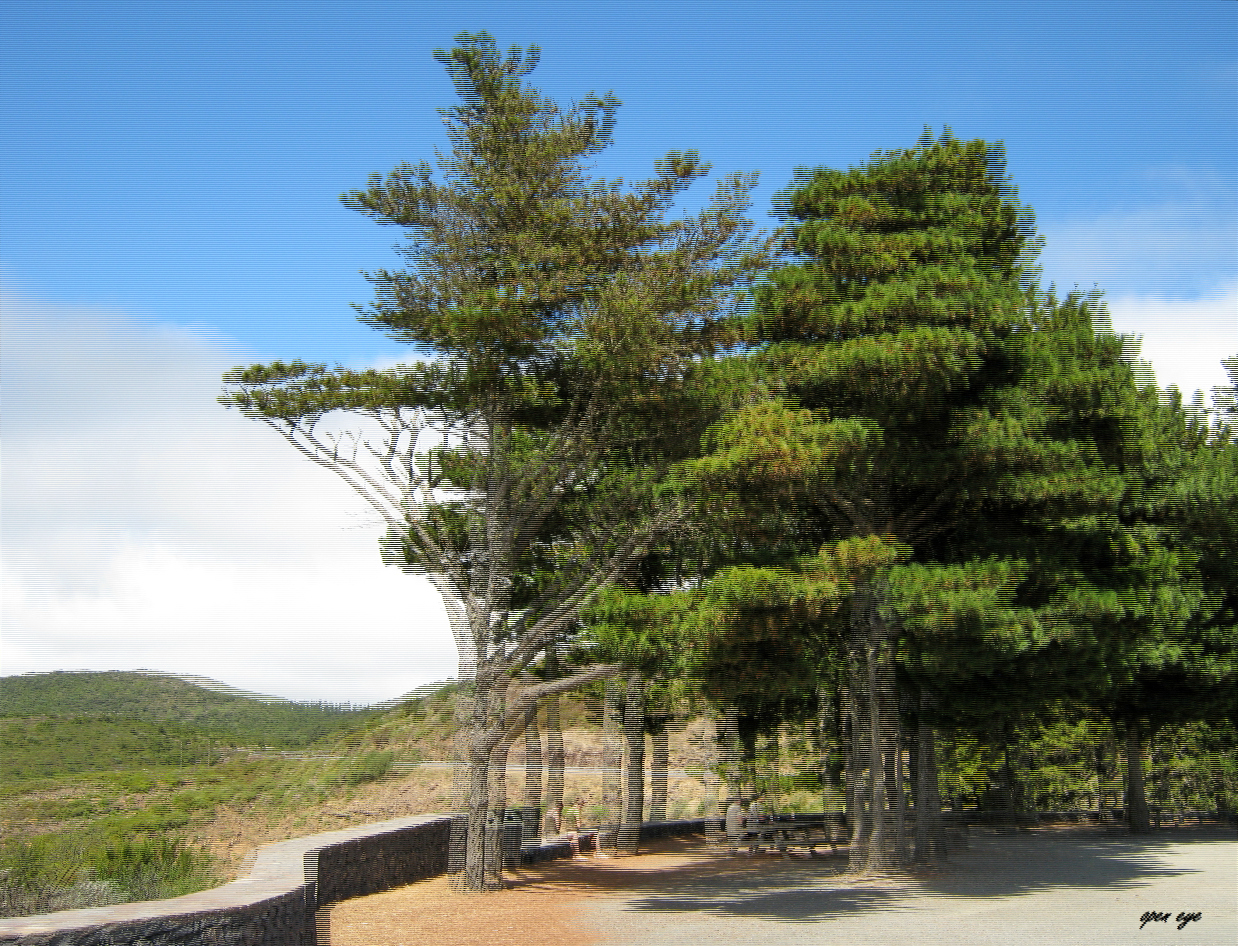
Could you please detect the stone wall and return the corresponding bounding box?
[0,814,455,946]
[0,815,702,945]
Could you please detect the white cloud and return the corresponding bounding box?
[1,289,454,705]
[1038,185,1236,298]
[1103,283,1237,405]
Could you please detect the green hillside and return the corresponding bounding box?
[0,671,378,749]
[0,716,223,779]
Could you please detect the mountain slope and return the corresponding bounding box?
[0,671,376,749]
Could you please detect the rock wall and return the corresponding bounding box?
[0,816,707,945]
[0,814,453,946]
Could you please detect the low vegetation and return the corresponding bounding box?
[4,669,1235,917]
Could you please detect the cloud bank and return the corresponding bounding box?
[1,290,454,705]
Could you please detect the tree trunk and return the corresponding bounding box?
[522,705,543,846]
[865,637,890,870]
[766,725,782,808]
[455,748,490,889]
[845,640,869,871]
[849,584,905,873]
[816,681,832,815]
[739,714,759,796]
[487,738,511,886]
[892,706,907,861]
[544,654,565,827]
[600,679,624,854]
[820,675,844,851]
[908,720,919,813]
[1125,719,1151,833]
[717,707,741,799]
[618,673,646,854]
[649,716,669,822]
[1095,739,1108,822]
[1001,725,1019,825]
[712,707,740,847]
[450,672,509,891]
[914,689,947,863]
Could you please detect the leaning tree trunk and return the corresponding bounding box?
[914,688,947,863]
[618,673,646,854]
[522,704,543,846]
[1125,718,1151,833]
[648,715,669,823]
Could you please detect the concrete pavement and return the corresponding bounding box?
[582,826,1237,946]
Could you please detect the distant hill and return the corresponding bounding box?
[0,671,379,750]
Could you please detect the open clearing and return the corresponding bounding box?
[329,825,1237,946]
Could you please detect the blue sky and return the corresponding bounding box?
[2,0,1235,704]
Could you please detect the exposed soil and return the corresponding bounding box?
[194,766,714,881]
[193,771,457,879]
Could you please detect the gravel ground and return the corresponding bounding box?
[329,825,1237,946]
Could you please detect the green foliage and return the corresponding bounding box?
[936,713,1238,816]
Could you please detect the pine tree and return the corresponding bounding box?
[220,33,767,889]
[689,132,1040,871]
[888,291,1234,838]
[1099,388,1238,831]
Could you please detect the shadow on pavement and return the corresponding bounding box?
[600,825,1236,924]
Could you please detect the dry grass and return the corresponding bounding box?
[194,766,716,881]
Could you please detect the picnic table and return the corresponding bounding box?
[746,813,845,856]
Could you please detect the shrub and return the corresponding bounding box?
[0,834,218,917]
[89,836,217,901]
[344,751,394,785]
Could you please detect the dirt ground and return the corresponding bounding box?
[327,835,846,946]
[328,825,1238,946]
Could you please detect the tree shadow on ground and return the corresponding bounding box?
[582,825,1236,924]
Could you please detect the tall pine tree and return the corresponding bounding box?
[221,33,768,889]
[689,132,1041,870]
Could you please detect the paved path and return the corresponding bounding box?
[581,826,1237,946]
